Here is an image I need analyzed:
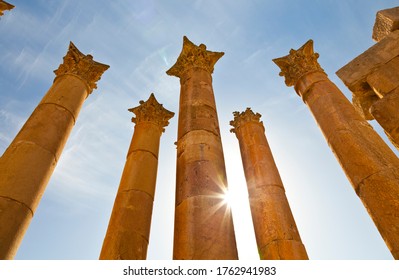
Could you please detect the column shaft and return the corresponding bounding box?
[231,109,308,259]
[274,40,399,259]
[100,94,173,260]
[0,42,108,259]
[168,37,238,260]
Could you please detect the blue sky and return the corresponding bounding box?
[1,0,398,260]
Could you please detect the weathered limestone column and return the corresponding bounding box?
[337,7,399,149]
[167,36,238,260]
[0,0,14,16]
[100,94,174,260]
[230,108,308,260]
[0,42,109,259]
[273,40,399,259]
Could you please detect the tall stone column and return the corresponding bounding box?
[230,108,308,260]
[0,0,14,17]
[337,7,399,149]
[167,36,238,260]
[100,93,174,260]
[273,40,399,259]
[0,42,109,259]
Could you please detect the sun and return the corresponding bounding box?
[222,188,235,207]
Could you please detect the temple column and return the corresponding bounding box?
[230,108,308,260]
[167,36,238,259]
[0,0,14,17]
[273,40,399,259]
[100,93,174,260]
[337,7,399,149]
[0,42,109,259]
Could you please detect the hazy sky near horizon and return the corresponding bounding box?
[1,0,398,260]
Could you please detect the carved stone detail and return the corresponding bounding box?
[373,7,399,42]
[129,93,174,132]
[273,40,324,87]
[0,0,14,16]
[54,42,109,93]
[166,36,224,78]
[230,108,263,133]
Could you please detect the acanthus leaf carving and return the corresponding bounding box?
[166,36,224,78]
[273,39,324,87]
[54,42,109,94]
[129,93,174,132]
[230,107,263,133]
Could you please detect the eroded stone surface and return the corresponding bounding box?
[366,56,399,97]
[351,90,379,120]
[336,30,399,93]
[370,88,399,149]
[173,196,237,260]
[273,40,324,88]
[274,40,399,259]
[231,109,308,260]
[0,43,108,259]
[100,94,173,260]
[54,42,109,94]
[166,36,224,78]
[169,37,238,260]
[373,6,399,42]
[337,21,399,148]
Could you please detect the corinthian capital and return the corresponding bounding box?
[0,0,14,16]
[230,108,263,133]
[129,93,174,132]
[54,42,109,93]
[273,40,324,87]
[166,36,224,78]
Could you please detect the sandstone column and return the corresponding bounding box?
[337,7,399,149]
[167,36,238,259]
[0,42,109,259]
[230,108,308,260]
[273,40,399,259]
[100,93,174,260]
[0,0,14,16]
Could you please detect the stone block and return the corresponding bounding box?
[119,151,158,198]
[175,159,227,206]
[260,240,308,260]
[336,30,399,92]
[128,123,161,157]
[40,75,88,121]
[357,167,399,259]
[12,104,75,160]
[236,122,267,146]
[100,226,149,260]
[0,141,56,211]
[240,140,284,191]
[176,130,224,163]
[366,56,399,96]
[173,196,238,259]
[304,78,370,142]
[351,90,379,120]
[0,197,32,259]
[370,88,399,147]
[108,190,153,242]
[177,104,219,138]
[373,7,399,42]
[180,78,216,110]
[249,187,301,247]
